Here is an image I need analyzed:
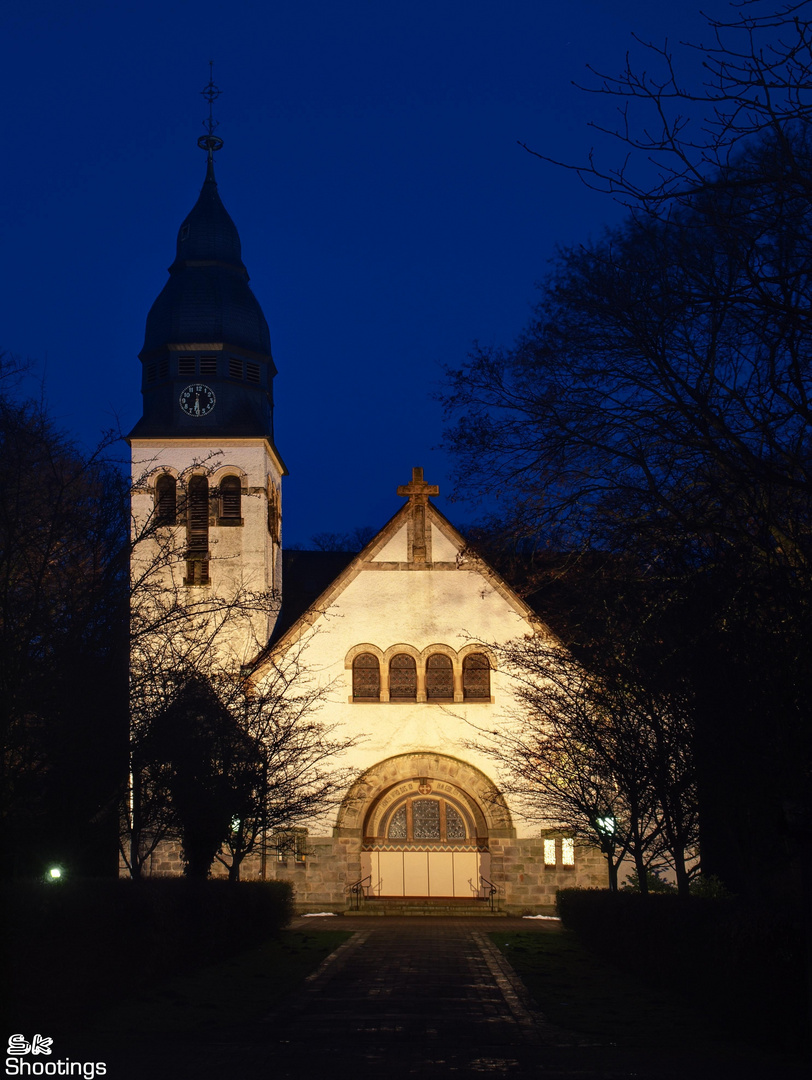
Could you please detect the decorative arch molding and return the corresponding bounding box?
[146,465,181,487]
[382,642,422,665]
[344,643,385,668]
[335,752,515,839]
[210,465,248,486]
[179,465,214,484]
[418,642,458,663]
[458,642,498,669]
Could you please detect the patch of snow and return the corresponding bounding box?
[522,914,561,920]
[302,911,337,917]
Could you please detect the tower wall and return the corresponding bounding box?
[130,437,283,670]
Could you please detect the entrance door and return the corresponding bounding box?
[367,849,482,898]
[362,793,487,898]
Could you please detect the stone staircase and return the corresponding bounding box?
[346,896,506,916]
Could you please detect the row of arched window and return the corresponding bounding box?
[351,650,491,703]
[154,473,243,527]
[152,473,243,586]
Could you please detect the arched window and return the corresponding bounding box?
[384,797,469,841]
[154,473,176,525]
[389,654,417,700]
[185,475,210,585]
[352,653,380,700]
[425,653,454,700]
[219,475,241,521]
[463,653,490,700]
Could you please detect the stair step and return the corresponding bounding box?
[346,900,505,917]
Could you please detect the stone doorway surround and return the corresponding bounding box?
[336,752,514,901]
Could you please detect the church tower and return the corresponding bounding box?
[129,78,285,667]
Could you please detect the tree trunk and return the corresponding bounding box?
[634,849,649,895]
[607,857,618,892]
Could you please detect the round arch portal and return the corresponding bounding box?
[337,753,514,899]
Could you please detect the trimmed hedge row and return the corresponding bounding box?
[556,888,808,1048]
[3,878,294,1029]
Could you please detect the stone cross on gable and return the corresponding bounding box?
[397,467,439,563]
[397,466,440,501]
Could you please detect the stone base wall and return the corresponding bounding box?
[123,832,607,913]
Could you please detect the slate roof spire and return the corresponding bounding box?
[132,68,278,441]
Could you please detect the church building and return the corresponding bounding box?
[127,130,606,912]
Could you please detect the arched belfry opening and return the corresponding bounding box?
[337,754,513,899]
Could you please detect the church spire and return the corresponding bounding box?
[132,68,278,442]
[197,61,223,180]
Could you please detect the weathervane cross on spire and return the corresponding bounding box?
[198,60,224,167]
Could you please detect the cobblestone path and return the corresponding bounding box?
[96,916,806,1080]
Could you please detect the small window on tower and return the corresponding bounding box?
[543,839,557,866]
[245,362,261,383]
[178,357,196,376]
[158,358,170,379]
[218,476,242,523]
[200,356,217,376]
[154,474,177,525]
[146,364,157,383]
[185,475,210,585]
[561,838,575,866]
[229,358,243,380]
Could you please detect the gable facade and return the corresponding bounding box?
[243,472,607,911]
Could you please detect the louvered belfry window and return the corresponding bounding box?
[154,473,177,525]
[425,653,454,700]
[389,654,417,699]
[463,653,490,699]
[352,653,380,700]
[186,475,210,585]
[219,475,241,520]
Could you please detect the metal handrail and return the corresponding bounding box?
[480,874,500,912]
[347,873,371,911]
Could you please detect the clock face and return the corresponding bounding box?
[179,383,216,417]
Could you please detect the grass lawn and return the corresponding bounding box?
[491,929,730,1050]
[91,929,351,1041]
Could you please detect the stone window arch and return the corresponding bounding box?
[154,473,177,526]
[462,653,490,700]
[352,653,381,700]
[218,475,242,523]
[425,653,454,700]
[389,653,417,700]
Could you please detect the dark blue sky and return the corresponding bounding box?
[4,0,713,545]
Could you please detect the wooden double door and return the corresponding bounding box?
[364,848,484,898]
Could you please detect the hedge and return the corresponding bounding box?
[556,887,808,1049]
[3,878,294,1029]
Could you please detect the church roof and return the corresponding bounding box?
[270,550,357,646]
[140,160,272,358]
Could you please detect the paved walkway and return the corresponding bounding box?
[98,915,805,1079]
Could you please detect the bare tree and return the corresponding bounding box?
[214,648,357,882]
[523,1,812,211]
[442,8,812,891]
[122,469,357,880]
[473,637,699,895]
[0,379,126,878]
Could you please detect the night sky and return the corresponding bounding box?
[4,0,712,546]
